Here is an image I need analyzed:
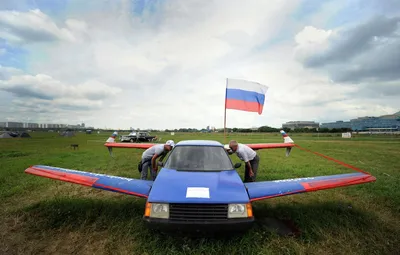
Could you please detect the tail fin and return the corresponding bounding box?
[280,130,294,157]
[280,130,294,143]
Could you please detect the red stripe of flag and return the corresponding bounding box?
[225,99,264,115]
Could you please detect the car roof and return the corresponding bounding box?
[175,140,223,147]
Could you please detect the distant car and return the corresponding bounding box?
[8,131,19,137]
[120,131,157,143]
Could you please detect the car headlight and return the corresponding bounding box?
[228,204,248,218]
[149,203,169,219]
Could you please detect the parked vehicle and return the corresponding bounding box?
[120,131,157,142]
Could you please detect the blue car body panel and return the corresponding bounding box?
[148,168,250,203]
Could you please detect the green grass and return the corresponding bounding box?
[1,132,399,254]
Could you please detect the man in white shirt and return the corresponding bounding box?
[226,140,259,182]
[105,133,117,157]
[140,140,175,180]
[106,134,117,143]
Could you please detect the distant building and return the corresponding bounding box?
[320,121,351,129]
[47,124,60,129]
[0,120,94,129]
[2,122,24,128]
[350,113,400,131]
[23,123,39,128]
[321,111,400,131]
[282,121,319,130]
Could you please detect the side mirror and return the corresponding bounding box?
[234,163,241,168]
[157,161,164,167]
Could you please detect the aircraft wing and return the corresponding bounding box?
[104,143,155,149]
[245,172,376,201]
[25,165,153,198]
[226,130,295,156]
[246,130,294,150]
[245,143,295,150]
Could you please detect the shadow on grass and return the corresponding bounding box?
[16,197,397,254]
[22,197,146,231]
[252,201,381,242]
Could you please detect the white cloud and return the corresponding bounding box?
[295,26,333,45]
[293,26,334,63]
[0,72,119,100]
[0,69,121,123]
[0,1,398,129]
[0,9,86,44]
[0,65,24,79]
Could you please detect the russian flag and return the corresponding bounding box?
[225,79,268,115]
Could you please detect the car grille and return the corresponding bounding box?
[169,203,228,222]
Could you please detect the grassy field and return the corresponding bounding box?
[1,132,399,254]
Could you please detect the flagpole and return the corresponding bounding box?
[224,78,228,144]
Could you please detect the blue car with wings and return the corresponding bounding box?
[25,131,376,232]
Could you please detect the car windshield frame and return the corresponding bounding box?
[163,145,234,172]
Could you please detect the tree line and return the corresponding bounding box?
[2,126,352,133]
[163,126,352,133]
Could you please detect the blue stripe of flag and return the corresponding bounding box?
[226,88,265,104]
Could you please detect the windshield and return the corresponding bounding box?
[164,145,233,171]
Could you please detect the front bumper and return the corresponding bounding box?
[143,217,254,232]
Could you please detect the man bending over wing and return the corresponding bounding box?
[226,140,259,182]
[140,140,175,180]
[105,132,117,157]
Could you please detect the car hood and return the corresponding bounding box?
[147,168,250,203]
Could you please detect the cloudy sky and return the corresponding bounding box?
[0,0,399,129]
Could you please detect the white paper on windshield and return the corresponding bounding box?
[186,187,210,198]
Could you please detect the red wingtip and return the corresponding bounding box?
[301,174,376,192]
[25,166,98,186]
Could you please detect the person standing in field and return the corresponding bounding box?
[106,132,118,143]
[226,140,259,182]
[105,132,117,157]
[140,140,175,180]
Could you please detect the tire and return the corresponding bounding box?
[130,139,134,143]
